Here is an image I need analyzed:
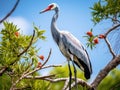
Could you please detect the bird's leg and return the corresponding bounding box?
[68,60,72,90]
[72,61,78,90]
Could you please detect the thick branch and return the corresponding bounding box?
[91,55,120,89]
[44,77,92,89]
[0,0,20,23]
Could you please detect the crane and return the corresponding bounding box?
[40,3,92,90]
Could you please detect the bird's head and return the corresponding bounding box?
[40,3,58,14]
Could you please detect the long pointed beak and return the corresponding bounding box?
[39,7,51,14]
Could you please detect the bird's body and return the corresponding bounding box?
[40,3,92,89]
[52,29,92,79]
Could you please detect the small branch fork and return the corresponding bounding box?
[103,23,120,58]
[10,49,62,90]
[104,24,120,36]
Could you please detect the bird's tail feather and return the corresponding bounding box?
[73,60,91,79]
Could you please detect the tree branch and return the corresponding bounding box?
[104,37,116,58]
[0,66,8,76]
[105,24,120,36]
[9,50,59,89]
[22,49,55,77]
[24,74,55,79]
[10,64,61,90]
[66,79,92,90]
[108,16,120,24]
[24,64,62,78]
[11,49,52,86]
[41,64,62,70]
[62,79,69,90]
[91,55,120,89]
[41,48,52,67]
[0,0,20,24]
[17,30,35,57]
[43,77,92,90]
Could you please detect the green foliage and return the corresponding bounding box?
[91,0,120,24]
[98,68,120,90]
[0,22,19,65]
[33,25,46,40]
[0,74,11,90]
[0,21,46,90]
[16,79,50,90]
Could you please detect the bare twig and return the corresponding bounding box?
[41,64,62,70]
[104,37,116,58]
[10,74,55,90]
[43,77,69,82]
[17,30,35,57]
[24,59,34,74]
[24,74,55,79]
[62,79,69,90]
[108,16,120,23]
[91,55,120,89]
[23,49,53,76]
[24,64,62,77]
[41,48,52,67]
[105,24,120,36]
[0,66,7,76]
[9,50,60,89]
[10,64,61,90]
[10,73,25,90]
[0,0,20,23]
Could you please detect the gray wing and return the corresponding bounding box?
[60,31,92,79]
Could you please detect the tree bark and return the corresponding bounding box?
[91,55,120,89]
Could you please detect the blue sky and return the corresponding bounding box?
[1,0,115,81]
